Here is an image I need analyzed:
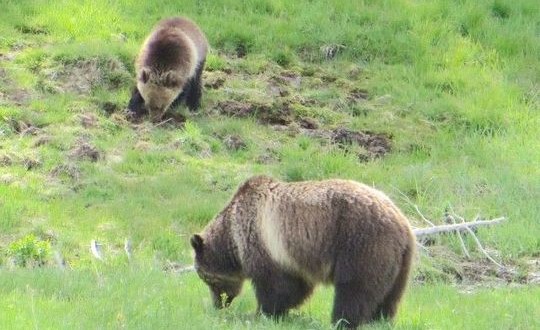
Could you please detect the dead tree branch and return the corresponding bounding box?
[412,217,506,238]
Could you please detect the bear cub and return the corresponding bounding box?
[191,175,415,328]
[128,17,208,121]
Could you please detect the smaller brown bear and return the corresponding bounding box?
[191,176,415,328]
[128,17,208,121]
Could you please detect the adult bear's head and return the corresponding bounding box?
[190,233,244,309]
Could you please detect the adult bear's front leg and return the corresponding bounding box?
[252,269,313,318]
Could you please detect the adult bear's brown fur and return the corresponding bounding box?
[191,176,415,328]
[128,17,208,121]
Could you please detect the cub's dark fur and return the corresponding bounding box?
[191,176,415,329]
[128,17,208,121]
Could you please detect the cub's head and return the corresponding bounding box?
[137,68,186,121]
[190,234,244,309]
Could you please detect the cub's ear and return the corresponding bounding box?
[139,68,150,83]
[163,70,181,87]
[190,234,204,253]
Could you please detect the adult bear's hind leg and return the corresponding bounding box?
[332,280,381,329]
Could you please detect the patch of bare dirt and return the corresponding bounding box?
[203,71,226,89]
[347,88,369,103]
[256,147,281,164]
[223,134,247,151]
[22,157,41,170]
[0,52,17,62]
[298,117,319,130]
[459,260,523,285]
[267,81,290,97]
[216,99,295,125]
[69,139,100,162]
[46,58,129,94]
[273,71,302,89]
[320,44,346,60]
[50,163,81,181]
[0,153,14,166]
[526,258,540,284]
[8,119,41,136]
[0,173,15,184]
[216,100,256,117]
[258,101,293,125]
[331,128,392,159]
[16,24,49,35]
[100,101,120,115]
[78,113,98,128]
[0,68,32,106]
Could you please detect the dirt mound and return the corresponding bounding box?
[22,157,41,170]
[69,139,100,162]
[0,68,32,106]
[46,58,130,94]
[331,128,392,159]
[216,100,255,117]
[0,153,14,166]
[223,134,247,151]
[6,119,41,136]
[347,88,369,103]
[78,113,98,128]
[33,135,51,147]
[50,163,81,181]
[216,100,293,125]
[203,71,226,89]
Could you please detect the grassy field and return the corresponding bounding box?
[1,0,539,328]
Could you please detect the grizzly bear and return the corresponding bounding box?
[191,176,415,328]
[127,17,208,121]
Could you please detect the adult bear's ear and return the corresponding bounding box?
[190,234,204,254]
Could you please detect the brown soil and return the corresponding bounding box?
[216,100,256,117]
[273,71,302,89]
[100,101,120,115]
[223,134,247,151]
[0,68,32,106]
[203,71,226,89]
[331,128,392,159]
[69,139,101,162]
[22,157,41,170]
[0,153,14,166]
[50,163,81,181]
[298,117,319,130]
[216,99,294,126]
[78,113,98,128]
[9,120,41,136]
[348,88,369,103]
[32,135,51,148]
[47,58,129,94]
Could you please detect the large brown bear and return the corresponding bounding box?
[128,17,208,121]
[191,176,415,328]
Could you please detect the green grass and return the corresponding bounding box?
[0,0,539,328]
[0,267,538,329]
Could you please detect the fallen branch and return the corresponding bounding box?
[449,211,506,270]
[446,213,471,259]
[413,217,506,238]
[178,265,195,273]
